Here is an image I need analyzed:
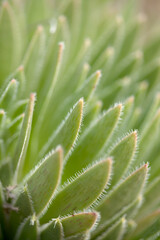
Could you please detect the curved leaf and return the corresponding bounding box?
[109,131,137,186]
[25,147,63,214]
[14,216,38,240]
[96,164,148,225]
[97,217,127,240]
[63,104,122,182]
[40,220,64,240]
[41,158,112,223]
[13,93,36,183]
[39,98,84,160]
[61,212,98,237]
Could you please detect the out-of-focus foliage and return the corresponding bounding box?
[0,0,160,239]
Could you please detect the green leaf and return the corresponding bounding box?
[0,79,18,109]
[108,131,137,186]
[25,147,63,215]
[62,104,122,182]
[66,233,90,240]
[84,100,102,127]
[124,195,143,219]
[40,220,64,240]
[137,176,160,219]
[120,96,134,130]
[123,220,137,239]
[97,217,127,240]
[14,216,38,240]
[0,182,6,239]
[96,164,148,225]
[22,25,46,95]
[0,1,22,82]
[25,0,49,26]
[92,197,141,240]
[137,109,160,164]
[13,93,36,183]
[0,160,12,186]
[39,98,84,160]
[9,186,34,238]
[41,158,112,223]
[132,210,160,240]
[76,70,101,101]
[61,212,98,237]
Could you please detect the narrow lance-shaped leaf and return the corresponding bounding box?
[14,216,38,240]
[120,96,134,130]
[22,25,46,94]
[124,220,137,239]
[76,70,101,101]
[40,158,112,223]
[40,219,64,240]
[0,182,6,239]
[61,212,98,237]
[67,233,90,240]
[0,1,22,82]
[0,79,18,109]
[96,164,148,225]
[0,160,12,186]
[25,147,63,215]
[124,195,143,219]
[97,217,127,240]
[137,109,160,164]
[92,197,141,240]
[39,98,84,160]
[8,186,34,238]
[137,176,160,219]
[84,100,102,128]
[13,93,36,183]
[132,210,160,240]
[108,131,137,187]
[62,104,122,183]
[49,69,101,134]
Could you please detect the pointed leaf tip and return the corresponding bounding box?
[25,147,63,214]
[63,104,121,182]
[13,92,36,183]
[39,98,84,159]
[41,158,112,223]
[97,163,148,224]
[61,212,98,237]
[40,219,63,240]
[109,130,138,186]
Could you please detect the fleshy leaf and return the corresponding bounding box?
[96,164,148,225]
[13,93,36,183]
[109,131,137,186]
[14,216,38,240]
[0,79,18,109]
[76,70,101,101]
[8,186,34,238]
[137,176,160,219]
[41,158,112,223]
[137,109,160,164]
[0,161,12,186]
[39,98,84,159]
[0,1,22,82]
[132,210,160,240]
[40,220,64,240]
[67,233,90,240]
[0,182,6,239]
[61,212,98,237]
[25,147,63,214]
[22,25,46,94]
[97,217,127,240]
[63,104,122,182]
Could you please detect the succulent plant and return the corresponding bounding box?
[0,0,160,239]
